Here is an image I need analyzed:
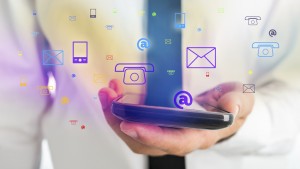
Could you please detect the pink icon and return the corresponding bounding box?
[69,120,78,125]
[206,72,209,77]
[81,125,86,129]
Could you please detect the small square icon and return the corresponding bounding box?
[69,120,78,125]
[167,70,175,75]
[69,16,76,21]
[106,55,113,60]
[165,39,172,45]
[20,77,27,87]
[38,86,54,95]
[18,50,23,56]
[205,72,209,77]
[105,25,113,30]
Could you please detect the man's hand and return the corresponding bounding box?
[99,79,254,156]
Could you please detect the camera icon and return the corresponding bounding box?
[115,63,154,85]
[252,42,279,57]
[245,16,261,25]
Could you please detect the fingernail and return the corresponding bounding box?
[120,123,138,139]
[99,92,108,109]
[234,106,240,116]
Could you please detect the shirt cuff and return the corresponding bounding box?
[211,93,272,154]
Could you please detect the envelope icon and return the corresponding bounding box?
[106,55,113,60]
[243,84,255,93]
[186,47,216,68]
[43,50,64,65]
[165,39,172,45]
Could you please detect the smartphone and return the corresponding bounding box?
[90,9,96,18]
[111,93,234,130]
[72,41,88,63]
[175,13,186,28]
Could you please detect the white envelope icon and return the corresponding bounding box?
[186,47,216,68]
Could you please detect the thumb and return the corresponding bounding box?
[217,92,241,117]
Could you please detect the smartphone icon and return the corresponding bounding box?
[175,13,186,29]
[72,41,88,64]
[90,9,96,18]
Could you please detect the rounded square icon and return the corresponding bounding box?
[123,68,146,85]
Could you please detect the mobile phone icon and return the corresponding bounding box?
[72,41,88,64]
[90,9,96,18]
[175,13,186,29]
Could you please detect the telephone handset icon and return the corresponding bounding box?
[245,16,261,25]
[115,63,154,85]
[252,42,279,57]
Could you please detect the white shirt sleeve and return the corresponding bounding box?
[213,40,300,155]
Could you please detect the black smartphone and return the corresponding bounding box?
[111,93,234,130]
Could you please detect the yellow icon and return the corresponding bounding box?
[18,50,23,56]
[61,96,70,105]
[248,70,253,75]
[93,73,105,84]
[217,8,224,13]
[20,77,27,87]
[38,86,54,95]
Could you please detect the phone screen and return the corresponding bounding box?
[113,94,233,129]
[73,42,88,58]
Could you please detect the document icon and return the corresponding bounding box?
[243,84,255,93]
[186,47,216,68]
[42,50,64,66]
